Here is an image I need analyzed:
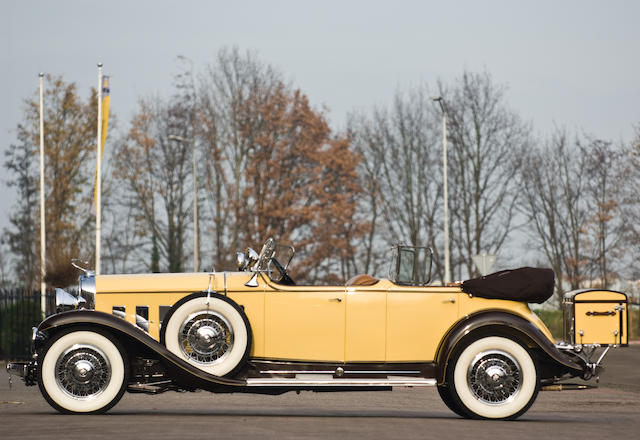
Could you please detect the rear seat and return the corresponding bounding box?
[345,274,379,286]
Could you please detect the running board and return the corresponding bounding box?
[246,377,437,387]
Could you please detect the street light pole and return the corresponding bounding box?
[96,63,103,275]
[39,73,46,318]
[431,96,451,284]
[168,135,199,272]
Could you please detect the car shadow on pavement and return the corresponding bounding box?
[24,408,609,423]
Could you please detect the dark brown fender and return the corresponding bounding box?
[435,310,584,384]
[36,310,246,391]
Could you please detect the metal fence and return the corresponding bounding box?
[0,288,56,360]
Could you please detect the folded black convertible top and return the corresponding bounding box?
[461,267,555,304]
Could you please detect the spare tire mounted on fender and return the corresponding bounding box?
[161,292,251,377]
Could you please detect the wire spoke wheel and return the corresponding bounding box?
[55,344,111,399]
[38,329,128,414]
[162,293,251,377]
[449,336,539,420]
[467,350,522,405]
[179,311,234,365]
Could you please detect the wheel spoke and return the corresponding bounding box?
[55,344,111,400]
[178,311,234,365]
[467,350,522,405]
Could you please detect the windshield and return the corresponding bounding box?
[389,245,433,286]
[255,238,276,271]
[255,238,295,272]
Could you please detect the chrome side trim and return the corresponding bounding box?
[246,378,437,387]
[259,370,421,375]
[260,370,334,374]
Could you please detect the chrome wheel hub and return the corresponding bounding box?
[467,350,522,405]
[55,344,111,399]
[72,360,94,381]
[179,311,234,365]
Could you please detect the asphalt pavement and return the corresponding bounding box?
[1,344,639,439]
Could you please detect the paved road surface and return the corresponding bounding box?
[1,345,639,439]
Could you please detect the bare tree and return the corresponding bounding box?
[346,119,385,276]
[197,47,283,269]
[3,131,39,288]
[580,137,627,288]
[0,241,11,288]
[622,125,640,279]
[519,130,590,303]
[348,87,443,279]
[444,71,530,279]
[112,93,193,272]
[102,200,140,273]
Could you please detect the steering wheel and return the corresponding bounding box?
[270,257,295,286]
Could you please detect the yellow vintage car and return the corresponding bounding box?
[7,238,629,419]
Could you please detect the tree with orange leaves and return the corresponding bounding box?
[195,48,364,283]
[239,85,364,284]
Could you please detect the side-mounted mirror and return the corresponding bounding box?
[389,245,433,286]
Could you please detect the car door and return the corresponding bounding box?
[345,284,387,362]
[386,286,460,362]
[264,281,346,362]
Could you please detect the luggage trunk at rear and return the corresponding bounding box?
[563,289,628,346]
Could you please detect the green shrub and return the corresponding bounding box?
[533,309,564,339]
[630,305,639,340]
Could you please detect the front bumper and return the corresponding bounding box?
[5,326,45,386]
[6,361,37,386]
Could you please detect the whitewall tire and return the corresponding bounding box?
[38,329,128,414]
[437,385,467,418]
[162,293,250,377]
[449,336,539,420]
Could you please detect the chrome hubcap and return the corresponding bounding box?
[179,311,234,365]
[467,350,522,405]
[55,344,111,399]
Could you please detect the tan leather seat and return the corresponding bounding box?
[345,274,379,286]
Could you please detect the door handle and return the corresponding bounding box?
[442,298,456,303]
[329,298,342,302]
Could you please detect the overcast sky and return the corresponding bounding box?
[2,0,639,238]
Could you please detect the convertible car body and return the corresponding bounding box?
[7,238,629,420]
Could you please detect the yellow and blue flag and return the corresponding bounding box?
[93,76,110,211]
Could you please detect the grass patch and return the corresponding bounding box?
[630,305,640,340]
[533,309,563,339]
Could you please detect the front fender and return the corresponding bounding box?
[435,310,584,384]
[37,310,246,390]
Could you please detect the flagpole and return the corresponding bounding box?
[39,73,46,318]
[96,63,102,275]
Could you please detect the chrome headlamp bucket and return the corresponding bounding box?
[78,273,96,309]
[55,274,96,313]
[55,288,85,313]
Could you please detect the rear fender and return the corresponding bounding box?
[435,310,584,384]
